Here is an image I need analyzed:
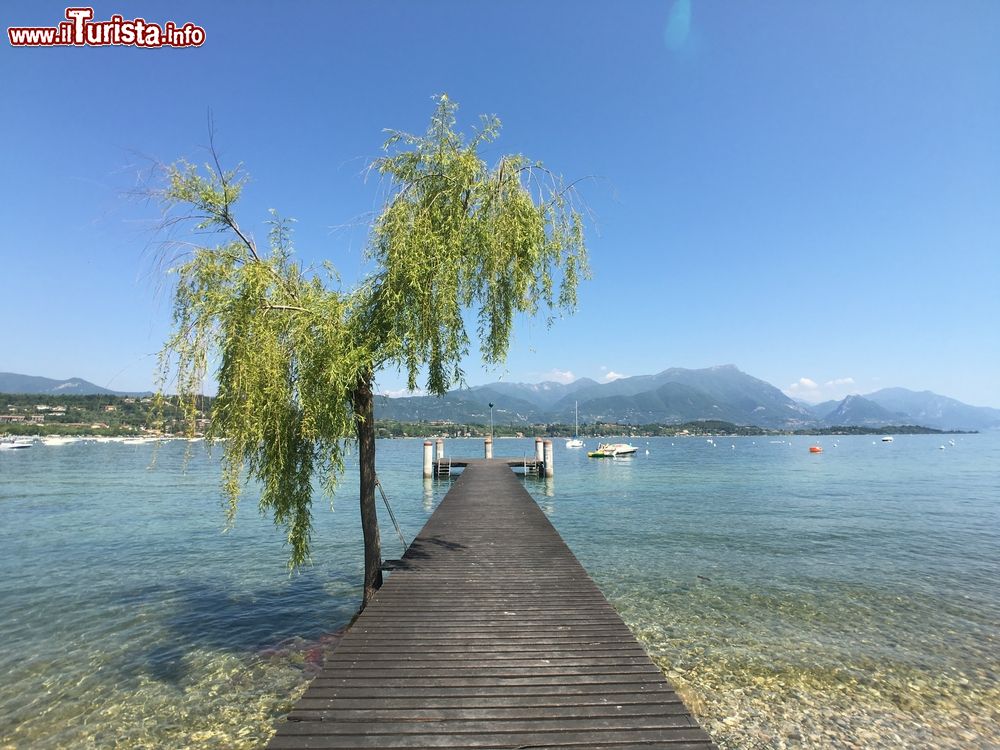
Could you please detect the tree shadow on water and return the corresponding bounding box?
[118,571,359,686]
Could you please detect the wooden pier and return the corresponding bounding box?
[424,438,554,479]
[268,460,716,749]
[432,457,545,478]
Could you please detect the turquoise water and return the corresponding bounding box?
[1,434,997,748]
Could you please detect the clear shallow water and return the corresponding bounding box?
[1,434,997,748]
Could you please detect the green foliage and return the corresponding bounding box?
[364,95,589,393]
[156,96,589,569]
[158,177,363,567]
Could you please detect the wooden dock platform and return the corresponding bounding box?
[432,457,545,477]
[268,461,716,749]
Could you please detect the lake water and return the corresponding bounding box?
[0,434,997,748]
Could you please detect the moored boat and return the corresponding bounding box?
[587,442,638,458]
[565,402,585,448]
[42,436,80,446]
[0,437,33,450]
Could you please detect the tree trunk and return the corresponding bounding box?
[352,371,383,611]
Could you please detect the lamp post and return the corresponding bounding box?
[488,402,494,439]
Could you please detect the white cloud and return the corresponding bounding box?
[603,371,627,382]
[786,376,857,403]
[788,377,819,393]
[379,387,425,399]
[541,369,577,385]
[825,377,855,387]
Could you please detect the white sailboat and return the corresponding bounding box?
[566,402,584,448]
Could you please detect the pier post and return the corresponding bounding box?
[543,439,554,477]
[484,436,493,459]
[436,437,445,460]
[535,437,544,462]
[423,441,433,479]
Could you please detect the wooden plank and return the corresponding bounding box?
[307,674,671,688]
[267,462,715,749]
[269,727,713,748]
[327,649,652,661]
[300,687,679,702]
[275,715,701,734]
[289,704,687,718]
[287,704,693,721]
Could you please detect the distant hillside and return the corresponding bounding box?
[822,395,908,427]
[865,388,1000,431]
[552,365,815,427]
[0,372,119,396]
[10,368,996,431]
[375,367,998,431]
[467,377,600,410]
[377,365,819,429]
[375,389,546,425]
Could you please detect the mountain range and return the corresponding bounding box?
[4,368,997,431]
[373,365,1000,431]
[0,372,122,396]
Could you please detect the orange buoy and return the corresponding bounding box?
[809,445,823,453]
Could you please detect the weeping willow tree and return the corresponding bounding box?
[158,95,589,609]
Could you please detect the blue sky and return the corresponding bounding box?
[3,1,998,406]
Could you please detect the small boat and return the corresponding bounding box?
[0,438,33,450]
[587,442,638,458]
[565,402,584,448]
[882,436,894,443]
[809,445,823,453]
[42,436,79,446]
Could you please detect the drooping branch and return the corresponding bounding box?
[154,95,590,599]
